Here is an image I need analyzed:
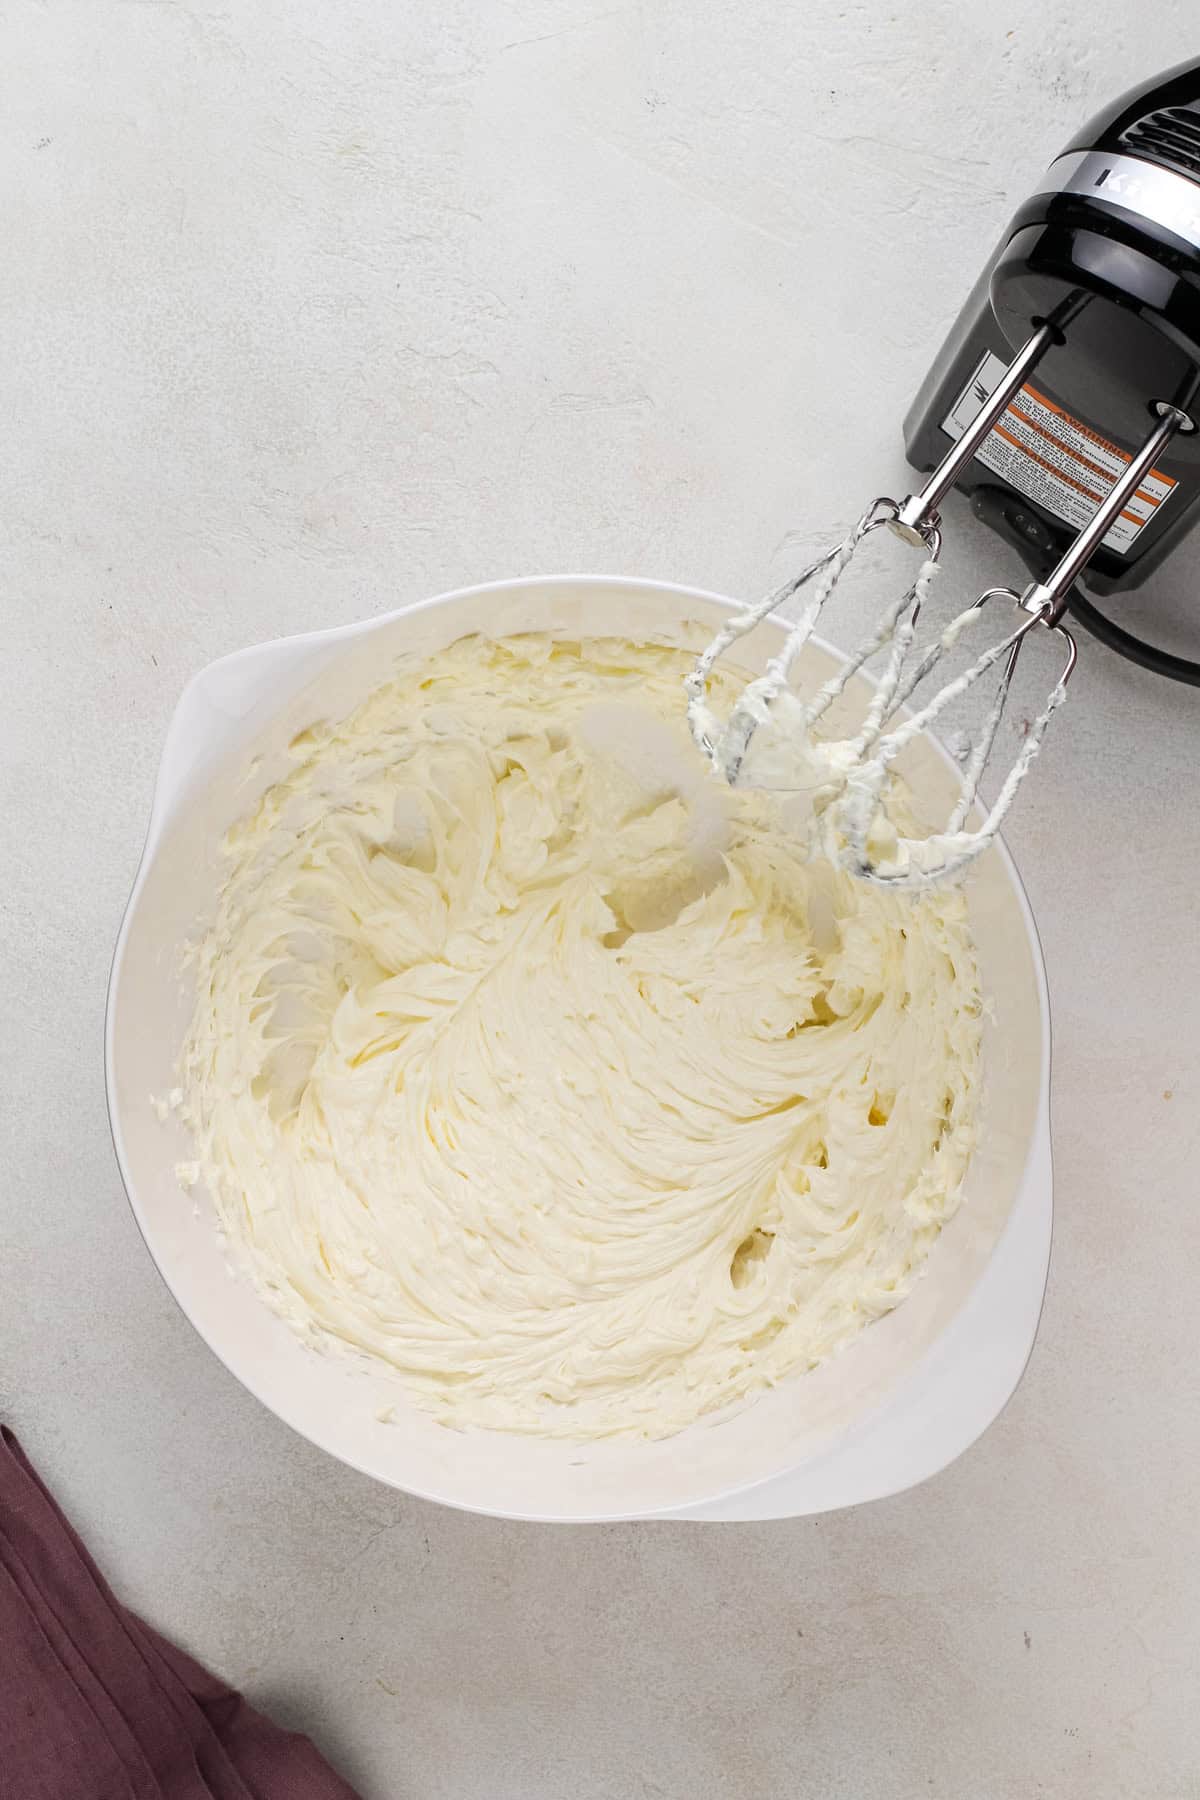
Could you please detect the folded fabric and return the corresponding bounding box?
[0,1427,361,1800]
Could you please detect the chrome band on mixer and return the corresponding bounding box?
[1036,149,1200,252]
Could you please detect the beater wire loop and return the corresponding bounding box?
[685,505,1077,889]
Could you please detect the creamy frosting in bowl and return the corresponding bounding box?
[177,631,982,1440]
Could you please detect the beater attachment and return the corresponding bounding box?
[686,326,1190,889]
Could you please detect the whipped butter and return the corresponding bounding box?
[179,634,981,1439]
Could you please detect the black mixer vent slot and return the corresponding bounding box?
[1120,106,1200,180]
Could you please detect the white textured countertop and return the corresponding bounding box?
[3,4,1199,1796]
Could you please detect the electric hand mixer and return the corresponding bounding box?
[688,58,1200,887]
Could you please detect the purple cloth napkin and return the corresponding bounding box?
[0,1427,361,1800]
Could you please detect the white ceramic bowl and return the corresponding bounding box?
[106,576,1051,1523]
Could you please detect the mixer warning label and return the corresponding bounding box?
[942,350,1176,551]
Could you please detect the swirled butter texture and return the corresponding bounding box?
[180,634,981,1439]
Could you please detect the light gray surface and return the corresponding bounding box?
[3,4,1199,1796]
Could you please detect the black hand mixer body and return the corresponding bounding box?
[904,59,1200,680]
